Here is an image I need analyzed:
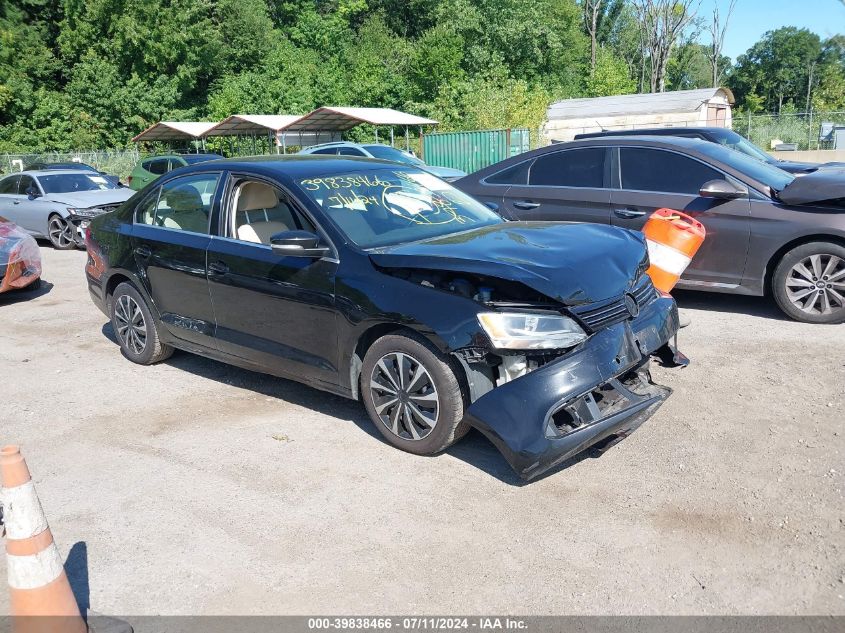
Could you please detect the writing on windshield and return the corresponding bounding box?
[299,170,502,248]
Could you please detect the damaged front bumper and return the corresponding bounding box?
[463,295,679,481]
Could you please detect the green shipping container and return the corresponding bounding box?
[422,128,530,174]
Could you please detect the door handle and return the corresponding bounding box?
[512,200,540,210]
[208,261,229,276]
[13,200,20,205]
[614,208,647,219]
[134,245,151,258]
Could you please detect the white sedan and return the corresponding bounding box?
[0,170,134,249]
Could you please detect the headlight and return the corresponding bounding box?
[67,207,99,218]
[477,312,587,350]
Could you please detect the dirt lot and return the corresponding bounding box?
[1,245,843,615]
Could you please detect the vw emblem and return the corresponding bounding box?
[624,293,639,319]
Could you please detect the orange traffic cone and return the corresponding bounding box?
[1,445,87,633]
[642,208,706,293]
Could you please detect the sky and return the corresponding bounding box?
[699,0,845,61]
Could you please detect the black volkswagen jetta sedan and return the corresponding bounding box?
[85,156,682,480]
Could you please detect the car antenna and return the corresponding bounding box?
[596,120,608,132]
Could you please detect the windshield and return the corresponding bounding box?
[696,142,795,193]
[298,168,502,248]
[362,145,425,166]
[717,133,774,163]
[38,173,119,194]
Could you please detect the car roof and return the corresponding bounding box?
[554,135,714,150]
[172,154,417,179]
[575,127,735,139]
[304,141,365,149]
[14,169,100,177]
[143,153,223,159]
[26,162,96,168]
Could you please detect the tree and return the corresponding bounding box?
[667,41,718,90]
[633,0,699,92]
[581,0,604,77]
[813,35,845,110]
[706,0,736,87]
[730,27,822,112]
[586,47,637,96]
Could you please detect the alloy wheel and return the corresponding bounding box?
[785,254,845,316]
[114,294,148,355]
[369,352,439,441]
[48,216,75,248]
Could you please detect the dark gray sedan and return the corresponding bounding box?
[456,136,845,324]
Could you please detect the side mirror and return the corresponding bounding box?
[25,187,40,199]
[699,179,747,200]
[270,230,330,258]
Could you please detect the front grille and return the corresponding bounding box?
[95,204,121,214]
[570,276,657,332]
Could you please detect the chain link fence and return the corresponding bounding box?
[0,149,141,179]
[4,111,844,173]
[733,111,845,152]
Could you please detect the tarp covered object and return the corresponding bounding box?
[0,218,42,293]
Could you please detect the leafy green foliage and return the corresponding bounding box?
[0,1,841,153]
[730,27,822,112]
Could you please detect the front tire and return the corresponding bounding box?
[47,214,77,250]
[361,332,469,455]
[772,242,845,324]
[110,282,173,364]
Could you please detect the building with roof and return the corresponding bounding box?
[543,88,734,143]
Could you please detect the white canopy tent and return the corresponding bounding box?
[131,108,439,154]
[277,107,438,152]
[205,114,301,137]
[131,121,218,149]
[204,114,304,154]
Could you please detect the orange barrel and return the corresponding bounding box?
[642,208,706,293]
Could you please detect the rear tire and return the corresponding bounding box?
[772,242,845,324]
[110,282,173,364]
[361,332,469,455]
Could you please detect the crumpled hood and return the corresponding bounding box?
[778,168,845,205]
[369,222,647,305]
[43,188,134,209]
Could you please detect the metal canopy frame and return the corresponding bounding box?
[131,121,218,150]
[132,108,439,155]
[277,107,438,153]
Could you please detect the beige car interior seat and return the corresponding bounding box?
[235,182,292,244]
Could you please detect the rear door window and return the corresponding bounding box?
[136,173,220,234]
[619,148,722,195]
[147,159,169,175]
[310,148,338,155]
[528,148,606,188]
[485,161,532,185]
[0,176,20,194]
[337,147,366,156]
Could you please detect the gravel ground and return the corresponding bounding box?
[1,245,843,616]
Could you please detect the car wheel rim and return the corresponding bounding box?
[48,217,74,248]
[114,295,147,355]
[370,352,439,441]
[786,254,845,316]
